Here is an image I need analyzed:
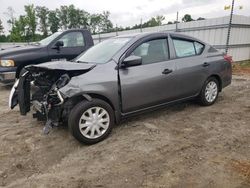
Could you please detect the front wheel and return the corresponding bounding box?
[68,99,114,144]
[199,77,219,106]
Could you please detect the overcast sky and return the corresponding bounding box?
[0,0,249,33]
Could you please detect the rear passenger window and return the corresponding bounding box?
[173,39,195,57]
[173,39,204,58]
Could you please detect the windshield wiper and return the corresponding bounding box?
[30,42,40,46]
[76,60,89,64]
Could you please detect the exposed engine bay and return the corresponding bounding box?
[9,61,95,134]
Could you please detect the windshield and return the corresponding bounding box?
[39,32,62,46]
[76,37,131,64]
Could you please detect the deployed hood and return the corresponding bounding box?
[26,60,96,71]
[0,44,42,57]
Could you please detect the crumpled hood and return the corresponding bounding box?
[26,60,96,71]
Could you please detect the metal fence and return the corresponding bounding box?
[1,15,249,61]
[92,15,250,61]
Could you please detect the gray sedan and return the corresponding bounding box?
[10,32,232,144]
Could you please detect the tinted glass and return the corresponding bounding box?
[58,32,85,47]
[173,39,196,57]
[132,39,169,64]
[76,37,131,64]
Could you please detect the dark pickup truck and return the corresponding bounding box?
[0,29,94,84]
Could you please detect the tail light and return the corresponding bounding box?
[224,55,233,64]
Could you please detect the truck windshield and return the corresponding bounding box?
[39,32,62,46]
[76,37,131,64]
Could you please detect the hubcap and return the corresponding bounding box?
[79,107,110,139]
[205,81,218,103]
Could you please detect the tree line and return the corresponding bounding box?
[0,5,114,42]
[0,4,203,42]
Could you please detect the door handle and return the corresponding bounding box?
[203,62,210,67]
[162,69,173,75]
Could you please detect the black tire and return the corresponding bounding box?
[68,99,114,145]
[198,77,219,106]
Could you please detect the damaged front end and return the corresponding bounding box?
[9,61,95,134]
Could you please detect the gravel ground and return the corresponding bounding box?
[0,75,250,188]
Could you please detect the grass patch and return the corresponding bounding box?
[233,59,250,75]
[234,60,250,68]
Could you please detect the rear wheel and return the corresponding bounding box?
[68,99,114,144]
[199,77,219,106]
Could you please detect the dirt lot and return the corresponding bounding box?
[0,74,250,188]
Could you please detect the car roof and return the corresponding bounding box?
[115,31,205,44]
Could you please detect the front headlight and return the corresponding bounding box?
[0,60,15,67]
[55,74,70,89]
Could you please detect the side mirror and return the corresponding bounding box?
[122,55,142,67]
[52,41,64,49]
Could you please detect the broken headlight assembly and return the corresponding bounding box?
[44,74,70,106]
[49,74,70,106]
[54,74,70,89]
[30,72,71,134]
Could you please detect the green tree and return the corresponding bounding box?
[155,15,165,26]
[67,5,78,28]
[78,10,89,29]
[24,4,37,41]
[100,11,113,32]
[18,15,27,39]
[0,19,4,34]
[0,35,8,42]
[131,15,165,29]
[182,14,193,22]
[9,16,27,42]
[145,17,158,27]
[36,6,49,37]
[58,6,69,29]
[197,17,205,21]
[48,10,60,33]
[57,5,89,30]
[89,14,102,34]
[4,7,15,30]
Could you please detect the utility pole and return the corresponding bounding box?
[175,11,179,32]
[225,0,235,54]
[116,24,118,36]
[140,18,142,33]
[98,33,101,43]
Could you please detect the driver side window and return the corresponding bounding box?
[57,32,85,47]
[131,38,169,65]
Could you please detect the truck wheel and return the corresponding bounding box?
[68,99,114,144]
[199,77,219,106]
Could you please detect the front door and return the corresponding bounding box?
[119,38,177,113]
[48,31,86,61]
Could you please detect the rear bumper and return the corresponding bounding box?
[0,72,16,84]
[222,77,231,89]
[221,63,232,89]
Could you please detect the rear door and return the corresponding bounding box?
[48,31,86,61]
[170,36,208,98]
[119,36,178,113]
